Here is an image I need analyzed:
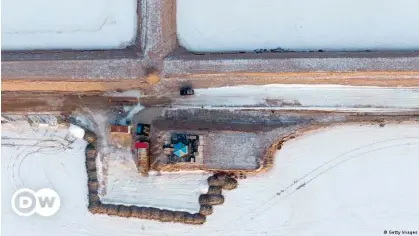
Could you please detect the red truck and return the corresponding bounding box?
[134,141,150,175]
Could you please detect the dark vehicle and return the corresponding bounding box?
[180,88,194,96]
[136,123,151,136]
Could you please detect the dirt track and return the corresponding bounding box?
[1,93,112,113]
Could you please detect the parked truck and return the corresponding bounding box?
[134,141,150,176]
[132,123,152,175]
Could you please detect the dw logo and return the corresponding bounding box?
[11,188,61,217]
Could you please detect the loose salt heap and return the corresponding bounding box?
[69,124,85,139]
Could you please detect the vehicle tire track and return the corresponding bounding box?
[248,141,419,221]
[235,136,419,223]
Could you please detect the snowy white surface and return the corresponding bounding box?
[173,85,419,111]
[96,121,208,212]
[2,122,419,236]
[2,0,137,50]
[102,154,209,212]
[177,0,419,52]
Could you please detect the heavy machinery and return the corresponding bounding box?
[133,123,151,175]
[134,141,150,176]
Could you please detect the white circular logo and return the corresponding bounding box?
[11,188,37,217]
[11,188,61,217]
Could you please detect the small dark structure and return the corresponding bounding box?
[199,204,213,216]
[191,213,206,224]
[83,129,97,143]
[87,171,98,182]
[106,205,120,216]
[86,160,97,171]
[173,211,187,222]
[89,193,100,205]
[136,123,151,137]
[198,194,225,205]
[222,178,238,190]
[207,174,227,187]
[150,207,161,220]
[207,186,222,195]
[118,205,132,218]
[88,201,103,214]
[110,125,131,134]
[140,207,152,219]
[88,180,99,193]
[160,210,175,222]
[85,143,97,160]
[107,96,138,106]
[207,173,238,190]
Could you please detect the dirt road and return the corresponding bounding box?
[1,93,112,113]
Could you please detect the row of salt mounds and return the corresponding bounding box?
[207,173,238,190]
[96,205,206,224]
[84,138,206,224]
[199,173,238,216]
